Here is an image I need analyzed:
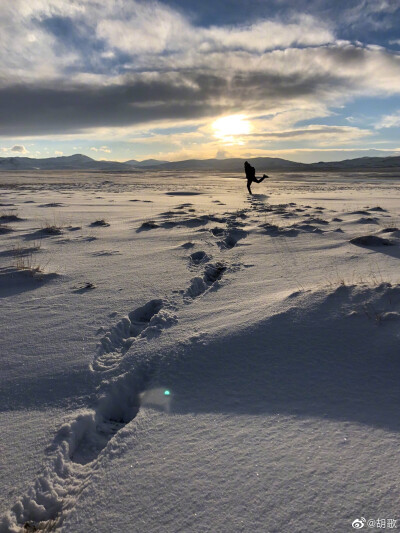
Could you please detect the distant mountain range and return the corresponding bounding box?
[1,153,400,172]
[125,158,170,167]
[149,157,307,171]
[0,154,130,171]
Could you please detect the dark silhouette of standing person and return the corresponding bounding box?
[244,161,269,194]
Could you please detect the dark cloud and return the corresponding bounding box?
[0,68,351,136]
[230,71,347,102]
[0,77,227,135]
[248,126,365,138]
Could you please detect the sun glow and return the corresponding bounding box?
[212,114,251,143]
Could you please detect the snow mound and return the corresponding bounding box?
[350,235,394,247]
[0,267,59,297]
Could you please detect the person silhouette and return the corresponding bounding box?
[244,161,269,194]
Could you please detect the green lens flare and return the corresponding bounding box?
[164,390,170,396]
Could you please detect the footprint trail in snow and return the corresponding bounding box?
[1,204,252,532]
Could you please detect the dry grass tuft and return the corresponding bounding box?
[12,242,44,276]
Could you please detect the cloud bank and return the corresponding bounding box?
[0,0,399,158]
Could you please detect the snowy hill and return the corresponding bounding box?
[309,155,400,170]
[125,159,170,167]
[149,156,307,171]
[0,154,132,171]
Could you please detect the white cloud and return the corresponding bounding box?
[90,146,111,153]
[0,1,335,87]
[0,0,79,84]
[344,0,400,30]
[54,150,63,155]
[0,145,29,154]
[11,144,28,153]
[98,9,334,56]
[201,15,334,53]
[97,2,189,55]
[375,110,400,128]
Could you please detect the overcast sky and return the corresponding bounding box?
[1,0,400,163]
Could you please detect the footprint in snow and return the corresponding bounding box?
[92,299,177,373]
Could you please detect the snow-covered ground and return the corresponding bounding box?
[1,170,400,532]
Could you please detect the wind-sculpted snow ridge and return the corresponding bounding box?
[341,282,400,322]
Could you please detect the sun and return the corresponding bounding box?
[212,114,251,143]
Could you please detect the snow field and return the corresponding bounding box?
[1,171,400,531]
